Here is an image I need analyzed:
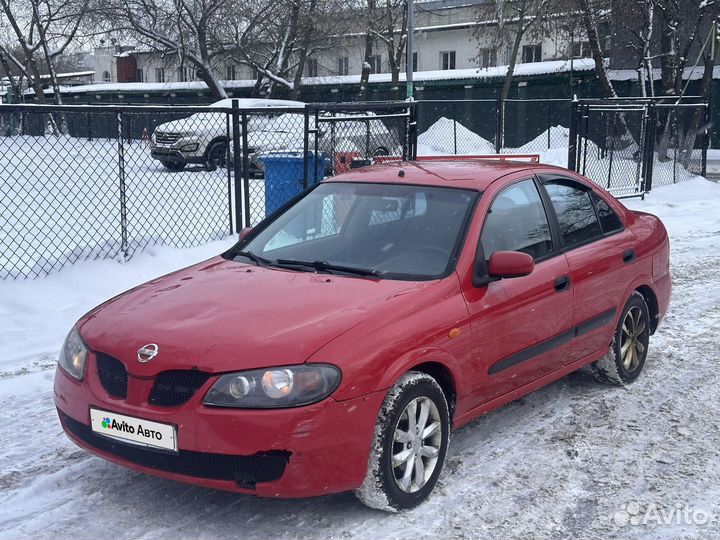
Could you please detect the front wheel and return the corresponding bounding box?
[591,291,651,385]
[355,372,450,512]
[205,140,228,171]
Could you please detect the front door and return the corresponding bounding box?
[462,177,574,408]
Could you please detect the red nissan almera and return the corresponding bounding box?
[54,159,670,511]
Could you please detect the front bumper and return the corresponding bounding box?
[54,353,384,498]
[150,147,205,165]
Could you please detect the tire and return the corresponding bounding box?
[160,159,186,171]
[591,291,651,386]
[355,371,450,512]
[205,140,228,171]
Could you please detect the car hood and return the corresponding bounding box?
[78,257,429,377]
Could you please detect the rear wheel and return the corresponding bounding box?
[591,291,650,385]
[205,140,228,171]
[160,159,186,171]
[355,371,449,512]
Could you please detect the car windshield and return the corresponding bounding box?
[229,182,479,280]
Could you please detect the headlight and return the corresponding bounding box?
[58,327,88,380]
[203,364,341,408]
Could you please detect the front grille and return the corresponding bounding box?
[149,370,211,407]
[96,353,128,398]
[59,410,289,486]
[155,131,181,145]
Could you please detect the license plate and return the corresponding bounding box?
[90,408,177,452]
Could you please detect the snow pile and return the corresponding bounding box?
[418,117,495,155]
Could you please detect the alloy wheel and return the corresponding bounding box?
[391,396,443,493]
[621,306,648,371]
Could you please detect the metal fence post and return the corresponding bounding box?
[568,97,579,171]
[495,98,504,154]
[313,108,320,182]
[231,100,244,232]
[241,112,251,229]
[644,105,656,192]
[702,100,710,177]
[116,111,128,260]
[225,113,233,234]
[303,107,310,189]
[453,101,458,155]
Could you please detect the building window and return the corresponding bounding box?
[179,66,195,82]
[226,64,236,80]
[307,58,318,77]
[102,70,111,83]
[479,48,497,68]
[155,68,165,83]
[440,51,456,70]
[368,55,382,74]
[571,42,592,58]
[136,68,144,82]
[338,57,349,76]
[522,44,542,63]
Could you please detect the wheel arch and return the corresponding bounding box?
[635,284,659,334]
[407,361,457,420]
[203,136,230,159]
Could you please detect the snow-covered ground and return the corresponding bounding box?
[1,177,719,539]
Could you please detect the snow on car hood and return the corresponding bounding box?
[77,256,427,377]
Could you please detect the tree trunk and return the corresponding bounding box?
[358,4,375,101]
[500,10,525,102]
[577,0,617,98]
[197,63,228,99]
[291,0,319,100]
[679,52,713,168]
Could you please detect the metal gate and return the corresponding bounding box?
[568,98,709,198]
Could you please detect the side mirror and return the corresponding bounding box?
[488,251,534,279]
[238,227,253,241]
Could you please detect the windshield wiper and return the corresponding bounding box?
[234,250,273,267]
[275,259,379,277]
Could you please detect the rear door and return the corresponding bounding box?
[539,176,637,362]
[462,177,574,407]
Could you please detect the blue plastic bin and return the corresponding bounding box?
[258,152,329,216]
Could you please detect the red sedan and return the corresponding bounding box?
[54,159,670,511]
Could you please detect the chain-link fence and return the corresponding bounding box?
[415,99,571,158]
[569,98,708,197]
[0,101,414,279]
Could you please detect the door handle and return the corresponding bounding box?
[554,275,570,292]
[623,249,636,264]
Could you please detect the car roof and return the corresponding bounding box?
[326,159,569,191]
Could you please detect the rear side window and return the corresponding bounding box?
[592,193,624,234]
[544,181,602,249]
[481,179,553,261]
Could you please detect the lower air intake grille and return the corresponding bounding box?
[96,353,128,398]
[59,410,289,486]
[149,370,212,407]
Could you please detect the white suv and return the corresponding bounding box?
[150,98,305,171]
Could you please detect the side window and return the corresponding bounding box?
[481,179,553,261]
[544,181,602,249]
[591,193,624,234]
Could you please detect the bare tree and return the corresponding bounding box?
[485,0,552,103]
[102,0,229,99]
[374,0,407,85]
